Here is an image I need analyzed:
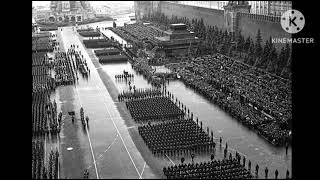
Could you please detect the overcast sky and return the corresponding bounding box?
[32,1,134,7]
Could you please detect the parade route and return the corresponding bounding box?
[57,27,158,179]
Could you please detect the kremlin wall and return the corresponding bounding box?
[135,1,291,49]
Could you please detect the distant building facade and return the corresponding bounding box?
[94,5,111,17]
[35,1,95,23]
[248,1,269,15]
[168,1,228,10]
[248,1,292,16]
[268,1,292,16]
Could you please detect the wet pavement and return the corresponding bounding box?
[57,26,158,179]
[97,24,292,179]
[55,16,292,179]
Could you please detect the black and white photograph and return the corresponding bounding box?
[32,1,312,179]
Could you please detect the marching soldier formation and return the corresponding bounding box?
[115,73,134,80]
[118,88,162,102]
[53,51,77,86]
[32,140,59,179]
[139,118,215,157]
[163,157,252,179]
[126,96,184,123]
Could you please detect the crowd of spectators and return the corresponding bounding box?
[166,54,291,146]
[109,26,140,45]
[109,23,164,48]
[118,23,163,45]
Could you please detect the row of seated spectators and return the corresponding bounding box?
[118,23,163,45]
[166,54,291,146]
[109,27,140,44]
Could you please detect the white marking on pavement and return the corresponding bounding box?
[95,85,142,179]
[140,162,146,179]
[165,154,175,165]
[74,82,100,179]
[97,134,118,161]
[127,126,136,129]
[68,31,144,178]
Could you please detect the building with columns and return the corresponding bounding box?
[248,1,292,16]
[268,1,292,16]
[46,1,95,23]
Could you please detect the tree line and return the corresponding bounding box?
[142,12,291,79]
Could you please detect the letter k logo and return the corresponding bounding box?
[289,16,297,27]
[281,9,305,34]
